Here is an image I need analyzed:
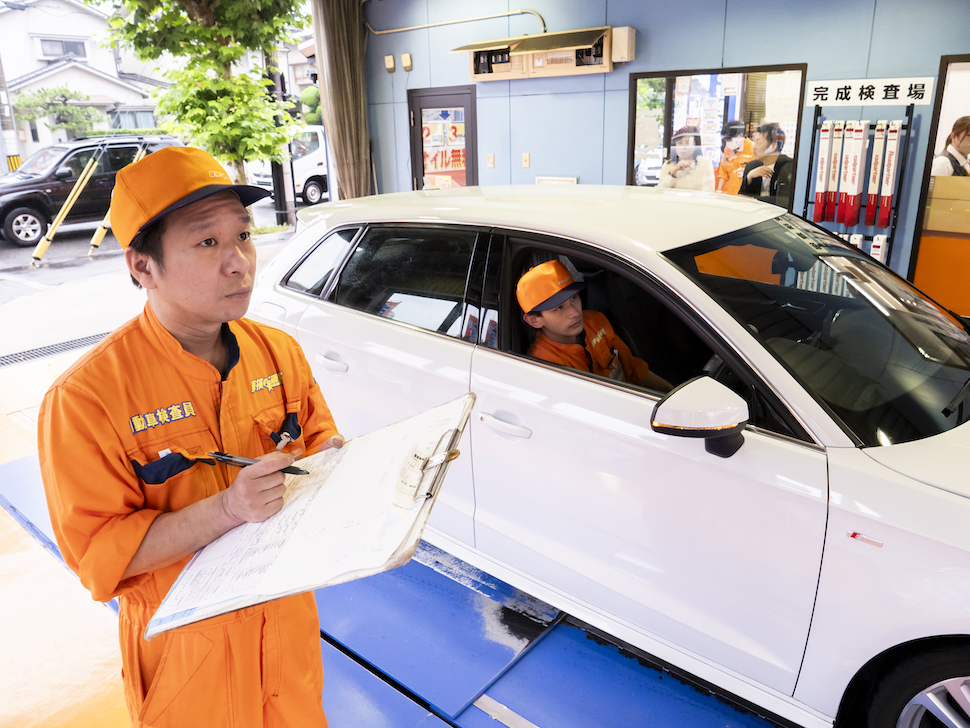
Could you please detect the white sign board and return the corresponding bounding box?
[807,77,934,106]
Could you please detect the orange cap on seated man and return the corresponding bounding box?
[110,146,271,249]
[516,260,587,313]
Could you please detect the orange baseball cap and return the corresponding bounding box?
[110,146,272,248]
[516,259,587,313]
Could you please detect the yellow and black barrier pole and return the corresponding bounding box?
[31,144,107,266]
[88,145,147,257]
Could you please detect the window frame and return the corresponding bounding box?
[285,222,488,342]
[485,228,816,445]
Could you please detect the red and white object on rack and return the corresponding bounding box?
[864,121,888,226]
[843,121,869,227]
[877,121,902,229]
[813,121,834,222]
[825,121,844,223]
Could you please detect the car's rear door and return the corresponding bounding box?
[467,233,828,695]
[292,223,485,547]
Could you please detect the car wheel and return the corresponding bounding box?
[3,207,48,247]
[303,179,324,205]
[867,648,970,728]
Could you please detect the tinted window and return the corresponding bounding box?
[107,146,140,173]
[665,214,970,446]
[331,226,477,337]
[61,149,107,177]
[283,227,358,297]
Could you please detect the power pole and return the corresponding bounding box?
[264,47,296,227]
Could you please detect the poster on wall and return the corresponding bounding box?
[422,107,466,189]
[807,77,934,107]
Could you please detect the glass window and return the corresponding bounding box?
[107,146,139,173]
[292,132,320,161]
[504,241,804,438]
[665,214,970,447]
[283,228,358,297]
[61,149,106,177]
[331,226,477,336]
[40,39,86,57]
[18,145,68,176]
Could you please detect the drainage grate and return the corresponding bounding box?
[0,332,110,368]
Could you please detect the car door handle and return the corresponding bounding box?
[315,353,348,373]
[480,413,532,439]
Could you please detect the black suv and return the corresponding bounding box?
[0,135,183,247]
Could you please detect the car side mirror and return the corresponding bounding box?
[54,166,73,179]
[650,376,749,458]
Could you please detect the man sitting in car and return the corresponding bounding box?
[518,260,672,392]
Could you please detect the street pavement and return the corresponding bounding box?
[0,198,293,357]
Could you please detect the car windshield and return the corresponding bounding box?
[16,146,69,176]
[664,214,970,447]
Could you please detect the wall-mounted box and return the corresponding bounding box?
[611,26,635,62]
[453,27,616,82]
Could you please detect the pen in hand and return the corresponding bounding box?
[207,451,309,476]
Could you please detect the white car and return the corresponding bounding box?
[249,186,970,728]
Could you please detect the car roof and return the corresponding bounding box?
[52,135,181,148]
[299,185,786,255]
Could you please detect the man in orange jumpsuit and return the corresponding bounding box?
[716,120,754,196]
[38,147,343,727]
[517,260,672,392]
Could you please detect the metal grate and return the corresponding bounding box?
[0,332,110,368]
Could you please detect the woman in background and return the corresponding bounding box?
[657,126,714,192]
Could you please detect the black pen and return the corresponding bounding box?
[207,451,309,476]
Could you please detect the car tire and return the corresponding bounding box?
[3,207,48,248]
[866,647,970,728]
[303,179,325,205]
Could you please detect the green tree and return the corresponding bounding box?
[13,85,104,137]
[300,85,321,126]
[104,0,307,180]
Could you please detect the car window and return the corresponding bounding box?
[106,146,140,173]
[330,226,478,337]
[283,227,359,297]
[664,214,970,447]
[61,149,107,177]
[292,132,320,161]
[17,146,68,176]
[496,238,806,440]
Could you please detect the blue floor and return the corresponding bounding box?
[1,455,780,728]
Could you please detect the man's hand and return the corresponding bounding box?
[319,434,345,452]
[221,452,297,527]
[746,165,773,183]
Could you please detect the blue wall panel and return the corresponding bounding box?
[509,92,605,185]
[363,0,963,274]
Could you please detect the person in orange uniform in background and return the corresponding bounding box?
[518,260,672,392]
[716,120,754,195]
[38,147,343,728]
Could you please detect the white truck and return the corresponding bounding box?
[246,125,330,205]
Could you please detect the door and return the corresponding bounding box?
[55,146,111,220]
[408,85,477,190]
[291,224,485,546]
[468,236,828,694]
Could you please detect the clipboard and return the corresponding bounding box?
[145,393,476,640]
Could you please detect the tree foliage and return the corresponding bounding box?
[102,0,307,175]
[13,85,104,136]
[299,85,321,126]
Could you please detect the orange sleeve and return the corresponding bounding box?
[300,374,339,454]
[39,384,161,602]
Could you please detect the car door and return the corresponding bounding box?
[468,234,828,695]
[56,146,111,220]
[292,224,485,546]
